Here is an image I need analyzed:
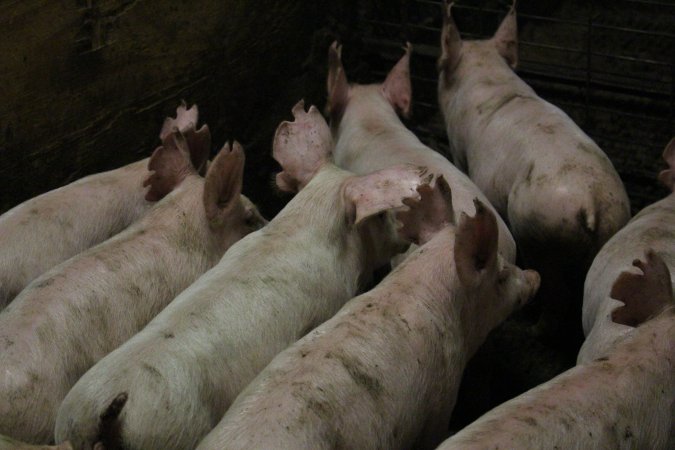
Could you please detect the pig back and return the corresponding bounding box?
[0,159,151,308]
[56,167,373,450]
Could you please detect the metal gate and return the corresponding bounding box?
[356,0,675,212]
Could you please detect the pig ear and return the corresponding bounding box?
[382,42,413,118]
[454,199,499,286]
[439,1,463,77]
[184,124,211,176]
[326,41,350,121]
[273,100,332,193]
[492,1,518,69]
[203,141,245,228]
[160,101,200,141]
[343,165,433,226]
[143,130,196,202]
[610,250,674,327]
[657,137,675,191]
[397,175,455,245]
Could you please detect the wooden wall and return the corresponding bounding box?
[0,0,358,216]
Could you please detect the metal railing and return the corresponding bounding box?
[358,0,675,212]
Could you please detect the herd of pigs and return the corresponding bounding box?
[0,3,673,450]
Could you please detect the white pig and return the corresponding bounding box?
[0,125,264,443]
[0,103,211,309]
[55,101,439,450]
[435,252,675,450]
[327,41,516,263]
[438,2,630,333]
[578,138,675,363]
[196,182,540,450]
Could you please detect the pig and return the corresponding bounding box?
[327,41,516,264]
[435,252,675,450]
[578,138,675,363]
[195,181,540,450]
[0,103,210,309]
[437,1,630,338]
[54,101,440,450]
[0,435,71,450]
[0,123,265,443]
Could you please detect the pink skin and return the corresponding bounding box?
[195,182,539,450]
[438,2,630,332]
[54,102,440,450]
[436,266,675,450]
[0,126,265,444]
[0,104,210,309]
[326,41,517,264]
[579,138,675,363]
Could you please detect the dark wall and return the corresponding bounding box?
[0,0,358,218]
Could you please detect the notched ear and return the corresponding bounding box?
[454,199,499,286]
[326,41,350,121]
[439,1,463,78]
[143,130,196,202]
[492,1,518,69]
[343,165,433,226]
[160,101,199,141]
[610,249,674,327]
[185,124,211,176]
[657,137,675,191]
[158,101,210,176]
[273,100,333,193]
[203,141,245,228]
[382,42,413,118]
[397,175,455,245]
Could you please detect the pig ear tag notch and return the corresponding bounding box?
[609,249,674,328]
[143,129,197,202]
[343,165,433,227]
[273,100,333,193]
[397,175,455,246]
[159,101,211,176]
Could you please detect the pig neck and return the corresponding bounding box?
[334,87,428,172]
[263,165,375,290]
[439,44,537,130]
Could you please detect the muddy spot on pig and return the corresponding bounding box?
[327,350,383,399]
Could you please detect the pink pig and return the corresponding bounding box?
[327,41,516,264]
[579,138,675,362]
[435,252,674,450]
[0,103,210,309]
[438,2,630,334]
[0,117,264,443]
[195,181,539,450]
[55,101,440,450]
